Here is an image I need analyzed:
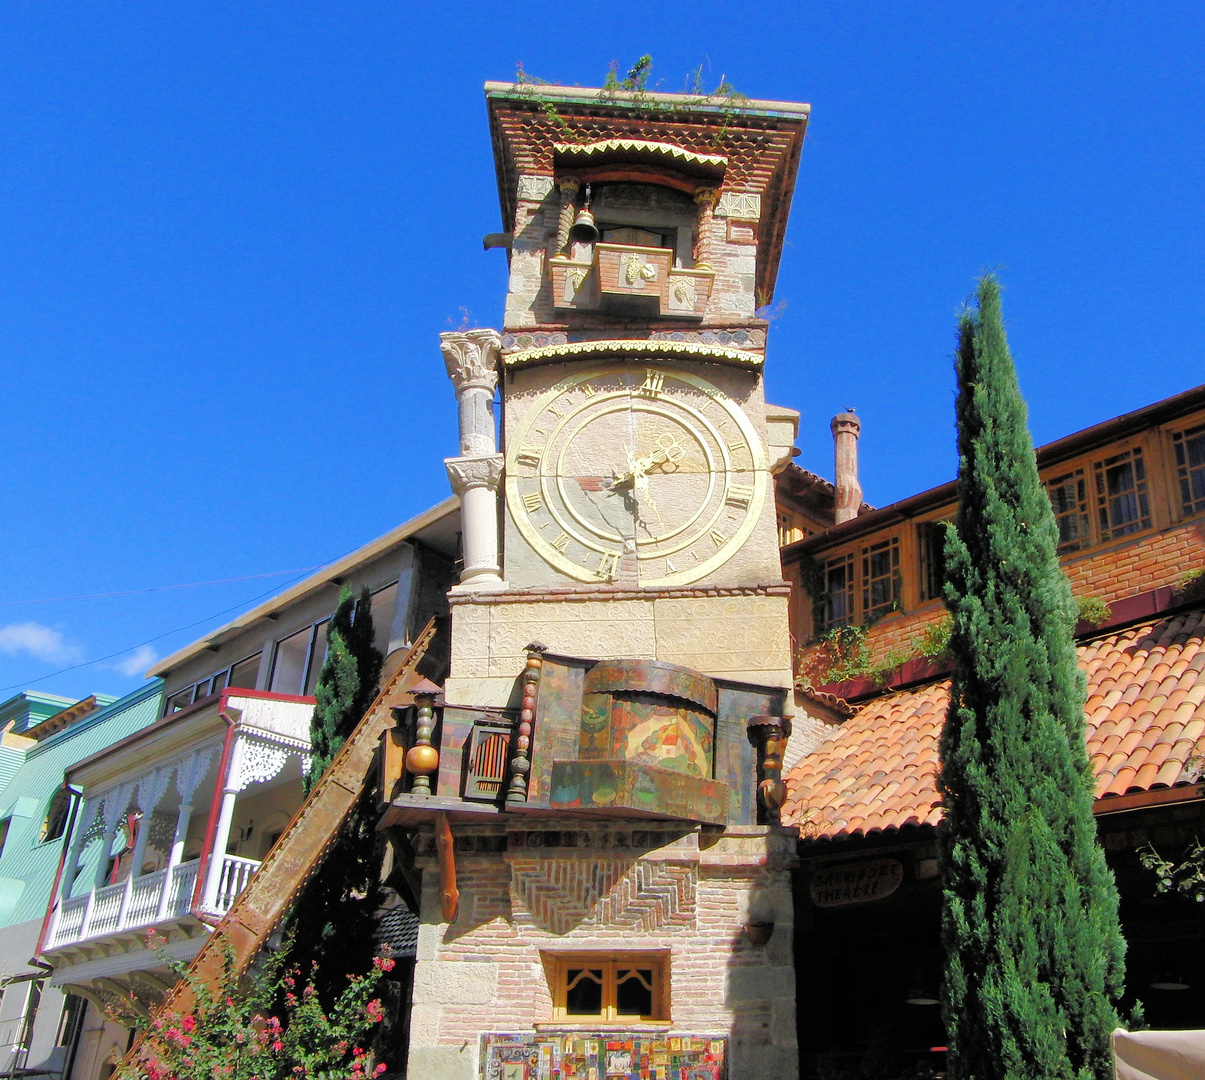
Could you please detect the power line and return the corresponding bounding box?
[0,568,321,695]
[0,567,327,606]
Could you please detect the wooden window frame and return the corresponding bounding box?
[164,650,264,715]
[821,552,856,630]
[1172,422,1205,519]
[917,520,952,603]
[861,536,901,621]
[547,952,670,1024]
[1045,468,1091,554]
[1094,445,1151,542]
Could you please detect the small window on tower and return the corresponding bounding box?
[601,226,668,249]
[547,953,669,1023]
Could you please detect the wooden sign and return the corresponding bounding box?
[810,858,903,907]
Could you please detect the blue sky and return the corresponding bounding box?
[2,2,1202,701]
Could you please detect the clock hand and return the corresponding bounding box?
[633,472,664,528]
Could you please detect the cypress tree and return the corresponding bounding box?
[938,276,1128,1080]
[287,586,385,1003]
[305,586,385,792]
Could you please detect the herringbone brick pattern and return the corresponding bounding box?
[509,856,696,935]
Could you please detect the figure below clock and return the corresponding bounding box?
[505,364,768,586]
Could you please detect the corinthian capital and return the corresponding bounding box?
[440,329,502,394]
[445,454,504,495]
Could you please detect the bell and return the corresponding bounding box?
[569,206,599,244]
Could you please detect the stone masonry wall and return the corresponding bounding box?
[406,826,798,1080]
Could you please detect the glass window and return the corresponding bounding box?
[1046,470,1091,553]
[41,790,71,843]
[1173,423,1205,517]
[0,818,11,858]
[55,993,86,1047]
[270,627,311,695]
[1095,448,1151,541]
[303,620,330,696]
[164,687,193,714]
[228,652,261,690]
[862,537,901,621]
[550,954,668,1022]
[369,583,398,659]
[615,967,655,1017]
[822,554,855,630]
[918,521,950,602]
[565,968,605,1016]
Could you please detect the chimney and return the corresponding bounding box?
[831,411,862,525]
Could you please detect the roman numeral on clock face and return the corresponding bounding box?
[726,483,754,509]
[550,531,570,552]
[595,551,620,579]
[710,528,728,547]
[636,369,665,397]
[522,491,542,513]
[515,447,542,468]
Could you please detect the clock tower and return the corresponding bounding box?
[442,82,809,711]
[395,81,812,1080]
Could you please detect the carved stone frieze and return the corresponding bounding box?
[440,329,502,394]
[516,174,555,203]
[715,191,761,220]
[445,454,504,495]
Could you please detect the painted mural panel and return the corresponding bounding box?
[481,1032,726,1080]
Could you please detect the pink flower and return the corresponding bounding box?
[364,999,384,1023]
[374,1064,387,1076]
[372,956,395,972]
[182,1016,196,1033]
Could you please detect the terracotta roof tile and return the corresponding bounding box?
[785,606,1205,841]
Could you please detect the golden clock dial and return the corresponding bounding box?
[504,364,767,586]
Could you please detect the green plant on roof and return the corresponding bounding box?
[514,57,748,148]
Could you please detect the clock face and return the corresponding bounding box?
[505,364,768,586]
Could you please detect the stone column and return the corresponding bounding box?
[440,329,504,590]
[694,187,719,268]
[441,329,500,458]
[831,411,862,525]
[554,177,580,254]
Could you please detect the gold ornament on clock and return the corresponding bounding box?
[504,364,768,586]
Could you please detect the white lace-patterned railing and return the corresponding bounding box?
[47,854,260,949]
[206,855,260,913]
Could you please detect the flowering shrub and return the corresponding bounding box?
[118,935,396,1080]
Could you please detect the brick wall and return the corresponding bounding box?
[794,520,1205,680]
[406,826,799,1080]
